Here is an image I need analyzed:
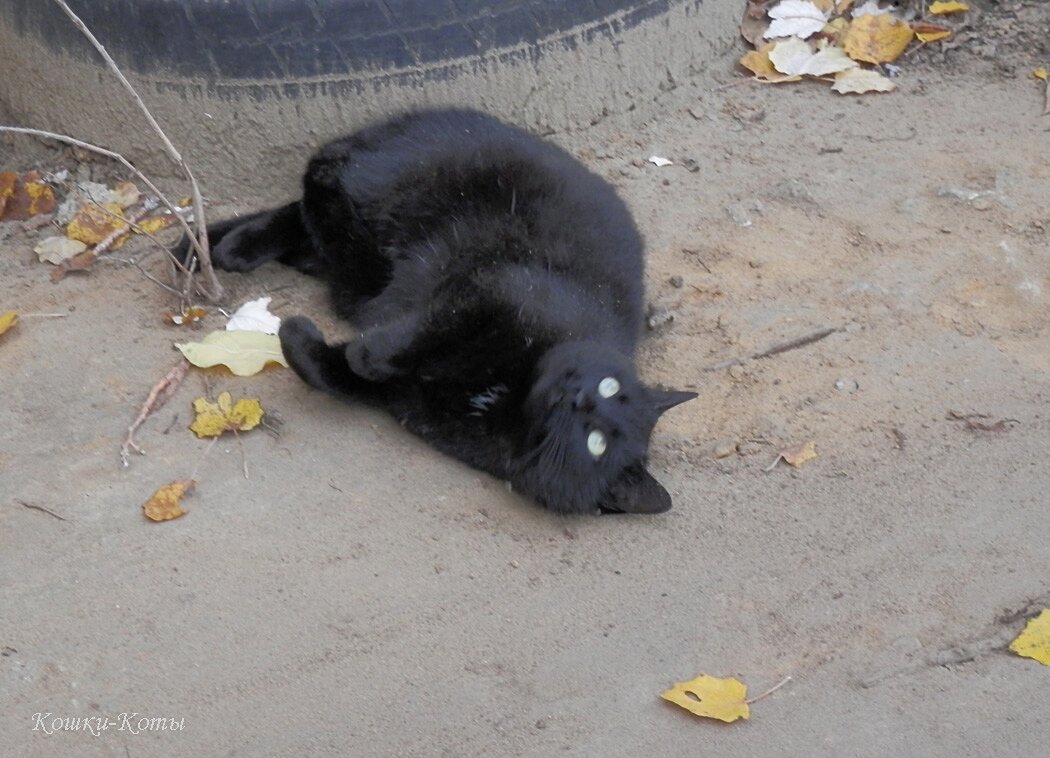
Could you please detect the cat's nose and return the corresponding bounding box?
[572,389,596,413]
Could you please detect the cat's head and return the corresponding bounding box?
[518,342,695,515]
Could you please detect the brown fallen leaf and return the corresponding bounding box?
[143,479,195,522]
[49,250,97,282]
[111,180,141,208]
[164,305,207,327]
[740,1,772,47]
[0,171,57,221]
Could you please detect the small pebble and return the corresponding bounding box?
[669,275,684,288]
[728,364,745,380]
[834,378,859,393]
[971,198,993,211]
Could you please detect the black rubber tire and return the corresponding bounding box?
[0,0,735,202]
[9,0,683,80]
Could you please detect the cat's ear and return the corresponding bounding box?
[603,465,673,514]
[648,388,697,415]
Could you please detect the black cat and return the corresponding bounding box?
[185,109,695,514]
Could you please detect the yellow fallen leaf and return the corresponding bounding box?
[175,330,288,376]
[66,201,129,247]
[913,22,952,43]
[832,67,896,94]
[661,674,750,723]
[138,213,177,235]
[929,1,969,14]
[740,43,804,83]
[1034,68,1048,81]
[1009,609,1050,665]
[842,13,913,63]
[190,391,264,438]
[142,479,194,522]
[0,310,17,338]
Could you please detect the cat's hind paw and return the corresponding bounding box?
[345,338,399,382]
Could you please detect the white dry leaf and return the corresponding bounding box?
[832,67,897,93]
[34,236,87,264]
[225,296,281,335]
[852,0,891,17]
[648,155,674,167]
[764,0,828,40]
[769,38,858,77]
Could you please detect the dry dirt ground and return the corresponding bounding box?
[2,7,1049,756]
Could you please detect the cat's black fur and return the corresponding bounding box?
[184,109,695,514]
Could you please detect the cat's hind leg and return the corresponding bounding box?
[279,316,386,399]
[344,312,423,381]
[178,202,322,274]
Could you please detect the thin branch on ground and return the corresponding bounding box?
[15,499,69,522]
[121,359,191,467]
[705,327,840,372]
[51,0,221,301]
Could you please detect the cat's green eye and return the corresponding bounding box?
[598,377,620,398]
[587,429,607,458]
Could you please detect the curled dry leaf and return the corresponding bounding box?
[176,330,289,376]
[764,0,828,41]
[143,479,195,522]
[766,440,818,470]
[65,201,129,248]
[34,236,88,265]
[832,67,896,94]
[740,1,771,47]
[842,13,913,63]
[0,310,17,338]
[1009,609,1050,665]
[769,37,857,77]
[190,391,264,438]
[929,1,969,14]
[226,296,281,335]
[660,674,750,723]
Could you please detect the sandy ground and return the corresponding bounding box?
[2,9,1049,756]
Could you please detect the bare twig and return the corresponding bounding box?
[705,327,840,372]
[745,675,792,705]
[121,359,191,466]
[50,0,220,301]
[234,429,250,480]
[16,499,68,522]
[190,437,219,481]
